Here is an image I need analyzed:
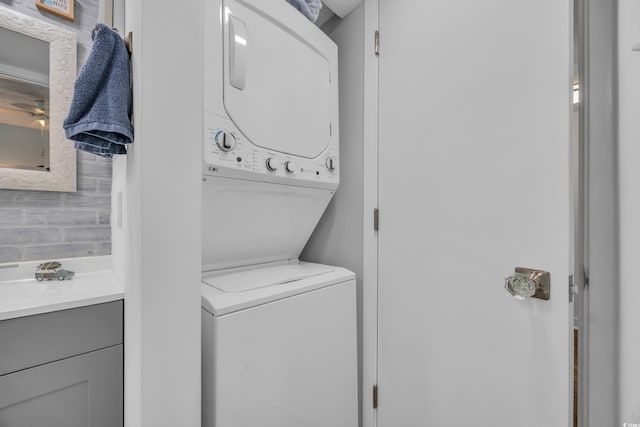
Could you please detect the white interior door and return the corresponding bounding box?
[377,1,573,426]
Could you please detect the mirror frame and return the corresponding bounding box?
[0,6,77,192]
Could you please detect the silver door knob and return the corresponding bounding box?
[505,267,551,301]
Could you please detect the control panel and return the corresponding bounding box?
[203,113,339,190]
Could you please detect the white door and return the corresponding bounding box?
[377,1,573,426]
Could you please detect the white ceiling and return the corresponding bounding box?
[315,5,337,27]
[321,0,362,18]
[316,0,362,31]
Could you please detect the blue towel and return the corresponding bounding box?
[63,24,133,157]
[286,0,322,22]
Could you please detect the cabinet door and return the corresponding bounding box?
[0,344,123,427]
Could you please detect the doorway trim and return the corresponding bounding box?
[362,1,379,427]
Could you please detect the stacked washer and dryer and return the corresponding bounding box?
[200,1,357,426]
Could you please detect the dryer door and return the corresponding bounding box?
[222,0,337,159]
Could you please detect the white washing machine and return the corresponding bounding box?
[201,263,357,427]
[201,0,357,426]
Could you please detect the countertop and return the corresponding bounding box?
[0,256,123,321]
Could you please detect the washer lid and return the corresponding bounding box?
[203,262,333,292]
[201,261,355,316]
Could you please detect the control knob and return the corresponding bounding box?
[265,158,277,172]
[284,161,296,174]
[215,131,236,152]
[326,157,337,172]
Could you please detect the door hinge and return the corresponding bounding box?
[373,385,378,409]
[373,208,379,231]
[375,30,380,56]
[584,267,590,288]
[569,274,578,302]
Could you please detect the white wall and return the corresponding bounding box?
[301,4,366,424]
[113,0,203,425]
[584,1,619,426]
[618,0,640,423]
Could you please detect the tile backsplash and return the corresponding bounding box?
[0,0,112,263]
[0,152,112,263]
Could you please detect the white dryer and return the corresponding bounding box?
[201,1,357,426]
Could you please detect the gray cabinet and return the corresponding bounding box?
[0,301,123,427]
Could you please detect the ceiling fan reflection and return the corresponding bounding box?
[0,100,49,129]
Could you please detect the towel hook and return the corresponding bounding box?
[92,25,132,55]
[124,32,133,55]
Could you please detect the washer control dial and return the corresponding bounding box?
[265,158,278,172]
[326,157,336,172]
[215,131,236,152]
[284,161,296,174]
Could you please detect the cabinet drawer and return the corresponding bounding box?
[0,301,123,376]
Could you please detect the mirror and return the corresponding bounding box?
[0,6,77,192]
[0,27,50,172]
